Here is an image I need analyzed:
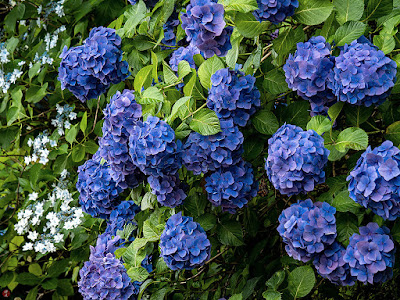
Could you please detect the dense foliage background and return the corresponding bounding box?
[1,0,400,299]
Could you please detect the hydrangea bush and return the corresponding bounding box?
[1,0,400,299]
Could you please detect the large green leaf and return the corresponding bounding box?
[294,0,334,25]
[365,0,393,20]
[333,21,367,46]
[333,0,364,24]
[235,12,269,38]
[263,69,289,94]
[287,266,315,299]
[335,127,369,152]
[336,212,359,246]
[189,108,221,136]
[197,56,225,89]
[307,116,332,135]
[222,0,259,13]
[331,190,362,213]
[252,110,280,135]
[386,121,400,146]
[217,220,245,246]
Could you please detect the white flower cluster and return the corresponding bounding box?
[51,104,77,135]
[0,43,24,94]
[24,132,57,166]
[16,170,85,254]
[45,25,66,52]
[37,0,66,19]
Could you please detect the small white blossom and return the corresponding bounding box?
[22,242,34,251]
[28,192,39,201]
[27,231,39,241]
[54,233,64,243]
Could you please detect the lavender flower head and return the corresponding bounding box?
[327,40,397,107]
[265,124,329,196]
[128,116,183,177]
[183,118,244,175]
[253,0,299,24]
[313,242,355,286]
[99,90,144,189]
[347,141,400,221]
[277,199,337,262]
[343,222,395,284]
[207,68,261,127]
[181,0,232,58]
[205,159,258,213]
[76,152,123,219]
[147,174,187,208]
[169,44,201,72]
[160,212,211,270]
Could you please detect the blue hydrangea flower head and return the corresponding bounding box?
[58,27,130,102]
[105,200,141,237]
[313,242,355,286]
[183,119,244,175]
[309,90,336,117]
[162,13,181,48]
[147,173,187,208]
[265,124,329,196]
[328,40,397,106]
[160,212,211,270]
[277,199,337,262]
[205,159,258,213]
[181,0,232,58]
[128,116,183,177]
[343,222,395,284]
[78,234,134,300]
[347,141,400,220]
[283,36,335,114]
[207,68,261,127]
[253,0,299,24]
[76,152,123,219]
[99,90,144,189]
[169,44,201,72]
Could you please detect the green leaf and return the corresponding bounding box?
[287,266,315,299]
[331,190,361,213]
[243,277,261,300]
[72,144,86,162]
[391,219,400,243]
[345,105,374,126]
[217,220,245,246]
[0,272,14,288]
[365,0,393,20]
[333,21,366,46]
[29,62,41,79]
[84,140,99,154]
[41,278,58,290]
[263,69,289,94]
[16,273,41,286]
[28,263,42,276]
[243,138,264,160]
[294,0,334,25]
[336,212,359,246]
[190,108,221,136]
[139,87,164,104]
[57,279,74,296]
[4,4,25,34]
[80,112,88,133]
[197,55,224,90]
[25,83,48,104]
[127,267,150,282]
[328,102,344,123]
[235,12,269,38]
[307,116,332,135]
[195,213,217,231]
[226,29,244,69]
[134,65,153,93]
[266,270,285,290]
[178,60,192,79]
[222,0,259,13]
[333,0,364,24]
[141,192,156,210]
[143,219,163,242]
[252,110,279,135]
[184,190,207,217]
[335,127,368,152]
[26,287,38,300]
[386,121,400,146]
[279,101,310,129]
[263,290,282,300]
[65,124,79,144]
[170,96,193,122]
[374,33,396,54]
[163,62,179,85]
[272,26,305,66]
[123,1,147,37]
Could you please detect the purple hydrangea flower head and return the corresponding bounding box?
[277,199,337,262]
[99,90,144,189]
[76,152,123,219]
[207,68,261,127]
[347,141,400,220]
[183,119,244,175]
[147,173,187,208]
[105,200,140,237]
[205,159,258,213]
[181,0,232,58]
[253,0,299,24]
[169,44,201,72]
[313,242,355,286]
[265,124,329,196]
[160,212,211,270]
[162,13,181,48]
[78,234,134,300]
[128,116,183,177]
[283,36,336,115]
[327,40,397,106]
[58,27,130,102]
[343,222,395,284]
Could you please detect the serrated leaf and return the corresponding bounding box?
[170,96,193,122]
[190,108,221,136]
[272,26,305,66]
[127,266,150,282]
[287,266,315,298]
[143,219,162,242]
[335,127,368,152]
[178,60,192,79]
[331,190,362,213]
[266,270,286,290]
[307,116,332,135]
[252,110,279,135]
[386,121,400,146]
[263,69,289,94]
[294,0,334,25]
[163,62,179,85]
[345,104,374,126]
[222,0,259,13]
[333,0,364,24]
[336,212,359,246]
[198,56,225,90]
[134,65,153,93]
[195,213,217,231]
[263,290,281,300]
[365,0,393,21]
[235,12,269,38]
[226,29,243,69]
[139,87,164,104]
[328,102,344,123]
[333,21,366,46]
[217,220,244,246]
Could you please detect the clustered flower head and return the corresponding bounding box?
[58,26,130,102]
[253,0,299,24]
[76,152,123,219]
[265,124,329,196]
[147,174,186,208]
[277,199,337,262]
[105,200,140,237]
[205,159,258,213]
[327,39,397,107]
[183,119,243,175]
[283,36,335,114]
[181,0,232,58]
[78,234,134,300]
[347,141,400,221]
[24,131,57,166]
[309,90,336,117]
[207,68,261,127]
[160,212,211,270]
[162,13,181,48]
[99,90,144,189]
[51,104,77,136]
[129,116,183,177]
[313,242,355,286]
[343,222,395,284]
[169,44,201,72]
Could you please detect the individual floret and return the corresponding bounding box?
[183,118,243,175]
[147,173,186,208]
[327,39,397,107]
[347,141,400,221]
[207,68,261,127]
[277,199,337,262]
[160,212,211,270]
[343,222,395,284]
[265,124,329,196]
[253,0,299,24]
[205,159,258,213]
